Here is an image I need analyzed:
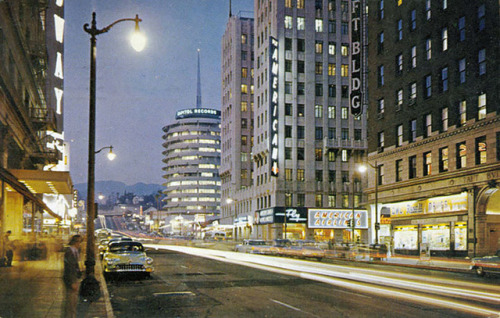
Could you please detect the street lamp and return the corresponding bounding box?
[358,161,379,244]
[81,12,145,300]
[95,145,116,161]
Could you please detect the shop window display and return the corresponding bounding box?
[394,226,418,250]
[422,224,450,250]
[454,222,467,250]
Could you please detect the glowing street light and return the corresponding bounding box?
[95,145,116,161]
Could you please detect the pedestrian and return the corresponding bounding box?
[3,230,13,267]
[63,234,82,318]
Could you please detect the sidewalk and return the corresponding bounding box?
[0,248,113,318]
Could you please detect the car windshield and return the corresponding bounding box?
[249,240,266,245]
[109,242,144,253]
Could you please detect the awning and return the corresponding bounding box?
[0,167,63,221]
[9,169,73,195]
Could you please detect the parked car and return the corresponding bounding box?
[470,250,500,276]
[99,236,133,259]
[269,239,292,256]
[235,239,271,254]
[102,241,154,278]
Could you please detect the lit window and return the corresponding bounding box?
[441,107,448,132]
[476,136,487,165]
[297,169,305,181]
[328,106,336,119]
[329,42,336,55]
[285,0,292,8]
[241,101,247,111]
[396,124,403,146]
[441,28,448,51]
[478,49,486,75]
[285,16,293,29]
[425,38,432,60]
[411,46,417,68]
[341,45,348,56]
[241,67,248,78]
[396,54,403,74]
[409,82,417,100]
[458,100,466,126]
[341,149,348,162]
[396,159,403,182]
[297,17,305,30]
[241,84,248,94]
[424,113,432,137]
[458,58,466,83]
[341,107,348,119]
[315,148,323,161]
[378,99,385,114]
[439,147,448,172]
[241,34,247,44]
[315,41,323,53]
[315,104,323,118]
[396,89,403,106]
[478,94,486,120]
[341,64,348,77]
[315,62,323,75]
[379,0,384,20]
[328,63,336,76]
[423,152,432,176]
[315,19,323,32]
[456,142,467,169]
[378,131,385,150]
[297,0,304,9]
[425,0,431,20]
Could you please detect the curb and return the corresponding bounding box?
[95,255,115,318]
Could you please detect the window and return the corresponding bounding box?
[297,17,305,30]
[298,104,304,117]
[328,63,336,76]
[396,124,403,147]
[315,84,323,96]
[458,100,466,126]
[378,99,385,114]
[379,0,384,20]
[241,34,247,44]
[458,16,465,41]
[241,135,247,145]
[341,85,349,98]
[423,152,432,176]
[410,9,416,30]
[329,42,336,55]
[328,150,336,162]
[297,0,304,9]
[396,89,403,107]
[328,195,335,207]
[328,106,335,119]
[315,194,322,207]
[439,147,448,172]
[285,81,292,94]
[378,65,384,86]
[329,21,336,33]
[341,149,348,162]
[397,19,403,40]
[297,60,305,73]
[396,53,403,74]
[315,19,323,32]
[297,82,305,95]
[328,85,336,97]
[341,44,348,56]
[285,0,292,8]
[396,159,403,182]
[285,125,292,138]
[285,16,293,29]
[285,147,291,160]
[341,64,349,77]
[297,148,304,160]
[411,46,417,68]
[478,49,486,75]
[315,104,323,118]
[285,103,292,116]
[315,127,323,140]
[425,0,431,20]
[442,0,447,9]
[297,169,305,181]
[424,75,432,98]
[478,94,486,120]
[409,156,417,179]
[241,84,248,94]
[478,4,485,31]
[285,169,293,181]
[341,128,349,140]
[341,22,348,34]
[297,126,305,139]
[441,107,448,132]
[440,67,448,92]
[241,101,248,112]
[241,67,248,78]
[409,82,417,100]
[315,41,323,54]
[285,38,292,50]
[241,118,247,128]
[315,62,323,75]
[441,28,448,51]
[425,38,432,60]
[377,164,384,185]
[410,119,417,142]
[476,136,487,165]
[354,129,362,140]
[315,148,323,161]
[378,32,384,54]
[456,142,467,169]
[297,39,305,51]
[378,131,385,150]
[458,58,466,83]
[341,107,348,119]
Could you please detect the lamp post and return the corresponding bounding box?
[358,160,379,244]
[81,12,145,299]
[95,145,116,161]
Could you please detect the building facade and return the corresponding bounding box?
[220,12,255,238]
[366,0,500,257]
[162,109,221,222]
[221,0,369,242]
[0,0,73,251]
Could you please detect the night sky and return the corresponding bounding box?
[64,0,253,185]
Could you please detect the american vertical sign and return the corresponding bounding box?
[269,37,279,177]
[350,0,362,117]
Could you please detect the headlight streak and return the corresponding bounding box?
[148,244,500,317]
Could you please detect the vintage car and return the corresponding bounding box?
[470,250,500,276]
[98,236,133,259]
[102,241,154,278]
[281,240,325,261]
[269,239,292,256]
[234,239,272,254]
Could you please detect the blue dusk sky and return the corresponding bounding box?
[64,0,253,185]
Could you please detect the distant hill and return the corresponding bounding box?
[74,181,163,200]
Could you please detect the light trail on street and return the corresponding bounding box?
[147,244,500,317]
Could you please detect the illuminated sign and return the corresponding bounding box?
[388,193,468,217]
[175,108,221,119]
[308,209,368,229]
[257,207,307,224]
[269,37,279,177]
[350,0,362,117]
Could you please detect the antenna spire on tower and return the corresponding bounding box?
[196,49,202,109]
[229,0,232,17]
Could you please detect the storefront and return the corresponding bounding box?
[255,207,308,240]
[388,192,469,257]
[308,209,369,243]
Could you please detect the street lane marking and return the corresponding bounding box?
[270,299,320,317]
[154,291,195,297]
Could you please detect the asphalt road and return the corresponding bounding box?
[104,248,497,318]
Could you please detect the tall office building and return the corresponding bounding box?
[366,0,499,257]
[221,0,368,242]
[220,12,255,238]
